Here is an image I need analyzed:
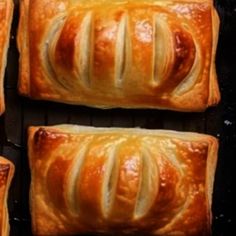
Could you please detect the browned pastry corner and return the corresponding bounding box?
[0,156,14,236]
[0,0,13,115]
[17,0,220,112]
[28,125,218,235]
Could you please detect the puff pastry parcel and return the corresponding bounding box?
[28,125,218,235]
[18,0,220,111]
[0,0,13,114]
[0,156,14,236]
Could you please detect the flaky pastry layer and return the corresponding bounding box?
[0,0,14,114]
[0,156,14,236]
[28,125,218,235]
[18,0,220,111]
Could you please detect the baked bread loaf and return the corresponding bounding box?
[0,156,14,236]
[18,0,220,111]
[28,125,218,235]
[0,0,13,114]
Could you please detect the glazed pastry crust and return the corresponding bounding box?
[0,156,14,236]
[28,125,218,235]
[18,0,220,112]
[0,0,13,114]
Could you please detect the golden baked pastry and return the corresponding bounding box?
[28,125,218,235]
[0,156,14,236]
[0,0,13,114]
[18,0,220,111]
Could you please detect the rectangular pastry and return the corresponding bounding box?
[28,125,218,235]
[0,156,14,236]
[0,0,13,114]
[18,0,220,112]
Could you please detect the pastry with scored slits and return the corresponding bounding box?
[28,125,218,235]
[0,156,14,236]
[0,0,13,114]
[18,0,220,111]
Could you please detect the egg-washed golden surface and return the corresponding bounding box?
[28,125,218,235]
[18,0,220,111]
[0,0,13,114]
[0,156,15,236]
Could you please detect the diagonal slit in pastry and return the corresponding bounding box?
[43,15,67,89]
[115,13,128,88]
[173,39,201,95]
[46,12,94,90]
[66,141,91,215]
[76,11,93,87]
[134,147,159,220]
[153,14,175,86]
[102,145,119,218]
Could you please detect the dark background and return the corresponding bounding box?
[0,0,235,235]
